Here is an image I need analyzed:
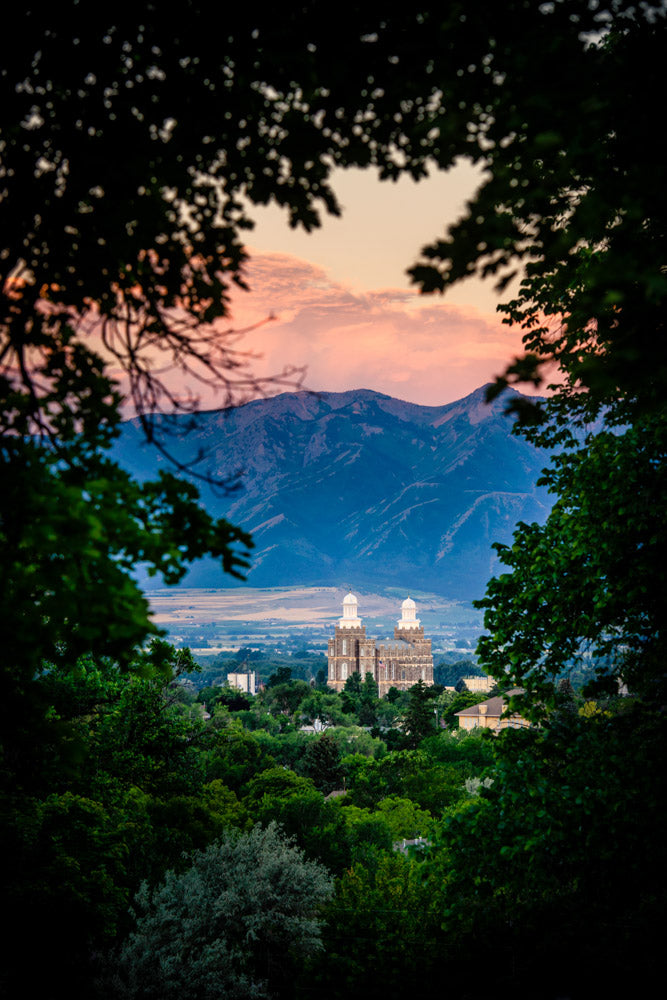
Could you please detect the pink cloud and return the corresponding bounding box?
[87,250,535,415]
[221,251,528,407]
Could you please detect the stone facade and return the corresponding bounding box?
[327,593,434,696]
[459,675,494,693]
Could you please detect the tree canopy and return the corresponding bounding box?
[114,823,333,1000]
[477,415,667,712]
[6,3,665,431]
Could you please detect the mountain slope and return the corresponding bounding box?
[116,385,553,599]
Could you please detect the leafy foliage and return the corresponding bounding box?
[401,678,439,747]
[405,4,667,426]
[316,853,442,1000]
[301,733,344,794]
[113,823,333,1000]
[424,706,667,997]
[477,416,667,712]
[2,648,241,997]
[7,3,662,437]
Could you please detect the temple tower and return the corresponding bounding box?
[376,596,434,696]
[327,593,375,691]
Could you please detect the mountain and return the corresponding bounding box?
[115,385,553,600]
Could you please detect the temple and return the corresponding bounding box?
[327,592,434,696]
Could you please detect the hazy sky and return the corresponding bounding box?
[221,160,528,407]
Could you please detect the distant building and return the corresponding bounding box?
[227,671,257,695]
[455,690,529,731]
[327,592,434,696]
[458,675,495,693]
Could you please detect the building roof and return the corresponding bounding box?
[455,689,524,718]
[455,695,506,718]
[377,637,414,650]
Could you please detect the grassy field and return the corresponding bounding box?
[146,585,484,654]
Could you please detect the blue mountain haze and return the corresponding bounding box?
[115,385,553,600]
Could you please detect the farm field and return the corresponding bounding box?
[146,585,484,654]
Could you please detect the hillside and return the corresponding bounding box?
[116,385,553,600]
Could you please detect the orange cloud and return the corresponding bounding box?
[222,251,527,407]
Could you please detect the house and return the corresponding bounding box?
[455,689,529,731]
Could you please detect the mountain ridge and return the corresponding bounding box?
[116,385,553,600]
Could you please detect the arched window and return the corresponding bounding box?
[342,638,348,654]
[341,662,348,680]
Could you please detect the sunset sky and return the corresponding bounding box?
[221,159,529,408]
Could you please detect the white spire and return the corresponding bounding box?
[397,595,420,630]
[339,591,362,628]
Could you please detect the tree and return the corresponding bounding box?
[405,3,667,426]
[375,795,432,840]
[205,723,275,792]
[261,679,311,721]
[113,823,333,1000]
[358,671,380,727]
[266,666,293,688]
[434,657,482,688]
[343,672,363,696]
[241,766,349,871]
[298,690,351,730]
[315,853,442,1000]
[421,709,667,998]
[0,645,248,999]
[477,416,667,712]
[199,685,252,713]
[402,680,438,747]
[301,733,344,795]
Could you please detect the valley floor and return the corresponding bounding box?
[146,585,484,654]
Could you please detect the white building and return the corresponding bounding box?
[227,671,257,695]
